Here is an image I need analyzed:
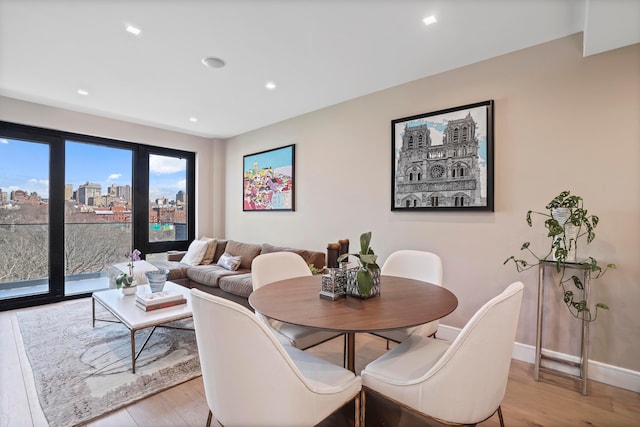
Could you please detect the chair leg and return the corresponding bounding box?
[497,405,505,427]
[343,334,347,367]
[206,410,213,427]
[359,389,366,427]
[354,391,361,427]
[386,339,390,350]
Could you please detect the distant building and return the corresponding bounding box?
[111,204,132,223]
[10,189,27,201]
[93,195,115,207]
[0,189,7,202]
[176,190,186,205]
[94,209,114,219]
[174,209,186,223]
[65,184,73,201]
[89,195,105,207]
[77,182,102,205]
[108,183,131,201]
[10,189,41,204]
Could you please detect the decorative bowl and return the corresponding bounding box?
[145,269,169,293]
[121,285,137,296]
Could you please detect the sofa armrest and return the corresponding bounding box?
[167,250,186,262]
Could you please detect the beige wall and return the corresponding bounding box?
[0,96,225,238]
[225,34,640,372]
[1,33,637,374]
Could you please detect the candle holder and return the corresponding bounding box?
[319,267,348,300]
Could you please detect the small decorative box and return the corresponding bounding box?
[319,268,347,300]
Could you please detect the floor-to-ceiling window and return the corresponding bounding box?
[0,121,195,311]
[0,137,51,301]
[64,141,134,296]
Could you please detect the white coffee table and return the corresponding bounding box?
[92,281,193,373]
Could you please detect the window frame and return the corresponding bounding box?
[136,145,196,255]
[0,121,195,311]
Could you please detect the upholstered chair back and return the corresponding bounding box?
[251,251,312,290]
[191,289,361,426]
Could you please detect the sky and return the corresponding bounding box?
[393,105,489,164]
[243,145,293,178]
[0,138,186,201]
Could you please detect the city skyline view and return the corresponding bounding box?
[1,125,195,307]
[0,138,186,202]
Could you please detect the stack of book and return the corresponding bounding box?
[136,290,186,311]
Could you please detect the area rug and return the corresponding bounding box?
[16,299,201,427]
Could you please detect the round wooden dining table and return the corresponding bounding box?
[249,274,458,372]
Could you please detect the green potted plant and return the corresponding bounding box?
[338,231,381,298]
[504,191,615,321]
[115,249,141,295]
[308,264,325,275]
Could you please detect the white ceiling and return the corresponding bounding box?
[1,0,638,139]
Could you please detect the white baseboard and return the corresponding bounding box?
[438,324,640,393]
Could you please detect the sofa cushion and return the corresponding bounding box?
[212,239,228,263]
[200,236,218,265]
[225,240,262,270]
[219,273,254,298]
[261,243,326,269]
[187,264,250,288]
[148,260,189,282]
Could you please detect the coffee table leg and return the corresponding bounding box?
[131,330,136,374]
[347,332,356,372]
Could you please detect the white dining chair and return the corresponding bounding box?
[252,251,344,350]
[191,288,362,427]
[374,250,443,345]
[361,281,524,427]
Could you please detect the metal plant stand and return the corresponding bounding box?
[534,260,590,395]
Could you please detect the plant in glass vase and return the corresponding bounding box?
[116,249,141,293]
[338,231,381,298]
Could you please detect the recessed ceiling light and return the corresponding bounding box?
[189,117,198,123]
[423,15,437,26]
[201,57,226,69]
[126,25,142,36]
[265,81,277,90]
[77,89,89,96]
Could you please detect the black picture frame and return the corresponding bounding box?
[391,100,494,211]
[243,144,295,211]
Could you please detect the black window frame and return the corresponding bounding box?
[137,145,196,254]
[0,121,196,311]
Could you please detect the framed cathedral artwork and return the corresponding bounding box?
[243,144,295,211]
[391,100,494,212]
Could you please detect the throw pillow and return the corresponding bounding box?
[217,252,242,271]
[199,236,218,265]
[181,239,209,266]
[225,240,262,270]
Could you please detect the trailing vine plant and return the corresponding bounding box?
[504,191,616,322]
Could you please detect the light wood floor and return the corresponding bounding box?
[1,302,638,427]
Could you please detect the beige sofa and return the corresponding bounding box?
[148,239,326,310]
